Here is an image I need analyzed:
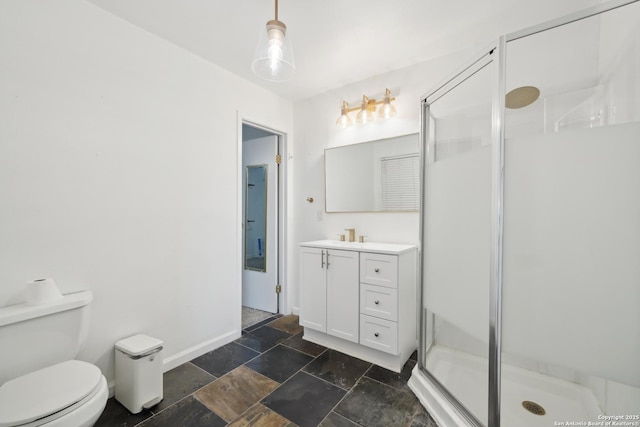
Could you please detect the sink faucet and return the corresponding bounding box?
[344,228,356,242]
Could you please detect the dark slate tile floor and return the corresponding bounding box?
[95,314,438,427]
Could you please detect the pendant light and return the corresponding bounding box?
[251,0,295,82]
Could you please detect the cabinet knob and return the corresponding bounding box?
[374,332,379,337]
[374,268,380,273]
[374,300,380,305]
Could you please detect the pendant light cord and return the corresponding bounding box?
[275,0,278,21]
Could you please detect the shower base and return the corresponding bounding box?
[409,345,602,426]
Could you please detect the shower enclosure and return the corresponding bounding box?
[408,1,640,426]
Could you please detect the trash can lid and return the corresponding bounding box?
[115,334,163,356]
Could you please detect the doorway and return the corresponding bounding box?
[241,122,282,323]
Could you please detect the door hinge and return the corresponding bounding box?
[275,154,282,164]
[275,284,282,294]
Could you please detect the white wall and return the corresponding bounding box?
[0,0,293,388]
[291,51,471,311]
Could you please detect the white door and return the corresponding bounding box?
[242,135,278,312]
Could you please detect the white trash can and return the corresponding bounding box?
[115,334,164,414]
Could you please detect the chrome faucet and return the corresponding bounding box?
[344,228,356,242]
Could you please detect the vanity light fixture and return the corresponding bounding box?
[336,89,397,127]
[252,0,295,82]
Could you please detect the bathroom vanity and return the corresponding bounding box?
[299,240,417,372]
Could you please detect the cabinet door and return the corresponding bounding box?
[326,249,359,343]
[299,247,327,332]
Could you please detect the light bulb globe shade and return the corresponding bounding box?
[336,113,353,128]
[356,109,375,124]
[356,96,374,124]
[378,102,397,119]
[252,20,295,82]
[336,101,353,128]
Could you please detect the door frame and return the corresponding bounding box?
[237,114,289,322]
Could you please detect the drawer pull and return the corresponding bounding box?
[374,268,380,273]
[374,300,380,305]
[374,332,379,337]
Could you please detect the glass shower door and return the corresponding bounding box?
[415,2,640,426]
[501,2,640,424]
[421,52,495,426]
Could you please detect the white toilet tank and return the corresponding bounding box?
[0,290,93,385]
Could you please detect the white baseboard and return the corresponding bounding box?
[162,329,241,373]
[291,305,300,315]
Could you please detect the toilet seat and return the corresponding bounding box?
[0,360,102,427]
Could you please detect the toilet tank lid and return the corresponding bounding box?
[0,290,93,328]
[116,334,163,356]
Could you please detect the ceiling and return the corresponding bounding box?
[87,0,600,101]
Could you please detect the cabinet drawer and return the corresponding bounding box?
[360,284,397,321]
[359,315,398,355]
[360,253,398,288]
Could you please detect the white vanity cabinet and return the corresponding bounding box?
[299,240,417,373]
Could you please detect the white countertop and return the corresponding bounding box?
[299,240,416,255]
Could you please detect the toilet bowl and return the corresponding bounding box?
[0,360,108,427]
[0,290,108,426]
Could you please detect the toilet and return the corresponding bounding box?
[0,291,108,427]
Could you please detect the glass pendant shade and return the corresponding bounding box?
[378,89,397,119]
[378,99,397,119]
[336,101,353,128]
[356,96,375,124]
[252,19,295,82]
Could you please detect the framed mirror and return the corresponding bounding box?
[324,133,419,212]
[244,164,267,271]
